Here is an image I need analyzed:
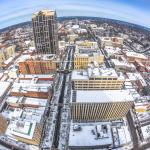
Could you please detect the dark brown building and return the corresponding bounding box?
[32,10,58,54]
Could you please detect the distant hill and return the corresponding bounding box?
[0,16,150,33]
[0,21,32,33]
[58,16,150,33]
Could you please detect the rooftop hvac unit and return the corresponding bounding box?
[16,121,24,128]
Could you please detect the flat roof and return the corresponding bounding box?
[126,52,147,60]
[88,67,121,78]
[0,73,4,79]
[18,79,53,85]
[16,54,31,62]
[104,47,121,55]
[74,51,102,57]
[19,74,54,79]
[127,72,143,80]
[141,125,150,139]
[126,72,147,86]
[3,107,45,123]
[17,54,56,62]
[111,59,129,67]
[69,122,112,147]
[72,70,88,80]
[71,90,134,103]
[76,41,97,45]
[6,120,36,140]
[6,96,47,107]
[0,81,11,98]
[11,82,51,93]
[72,67,124,80]
[4,57,14,65]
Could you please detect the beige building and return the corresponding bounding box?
[5,45,16,58]
[67,34,78,42]
[71,90,134,121]
[74,53,104,69]
[125,52,148,64]
[101,37,124,47]
[7,120,42,146]
[76,41,98,50]
[0,45,16,67]
[72,65,125,90]
[74,41,104,69]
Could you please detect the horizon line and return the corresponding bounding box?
[0,16,150,31]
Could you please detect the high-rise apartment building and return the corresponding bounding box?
[32,9,58,54]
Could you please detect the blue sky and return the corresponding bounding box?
[0,0,150,29]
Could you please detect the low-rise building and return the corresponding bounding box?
[74,41,104,69]
[10,82,52,99]
[111,59,136,72]
[69,123,112,149]
[6,120,42,146]
[3,107,46,124]
[19,54,58,74]
[0,81,11,111]
[6,96,48,108]
[125,52,148,64]
[74,53,104,69]
[126,72,147,93]
[67,34,78,42]
[19,74,54,81]
[101,37,124,47]
[104,46,122,57]
[69,121,132,149]
[0,45,16,67]
[4,106,46,146]
[76,41,98,50]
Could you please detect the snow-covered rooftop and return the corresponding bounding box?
[17,54,56,62]
[72,67,125,80]
[69,122,112,148]
[126,72,147,86]
[0,81,11,98]
[6,120,36,140]
[126,72,144,81]
[141,125,150,140]
[3,107,45,123]
[19,74,54,79]
[126,52,147,60]
[0,72,4,79]
[6,96,48,107]
[4,57,14,65]
[74,52,101,57]
[11,82,51,93]
[18,78,53,85]
[111,59,134,68]
[71,90,134,103]
[72,70,88,80]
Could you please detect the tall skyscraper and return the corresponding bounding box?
[32,9,58,54]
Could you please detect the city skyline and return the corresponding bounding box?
[0,4,150,149]
[0,0,150,29]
